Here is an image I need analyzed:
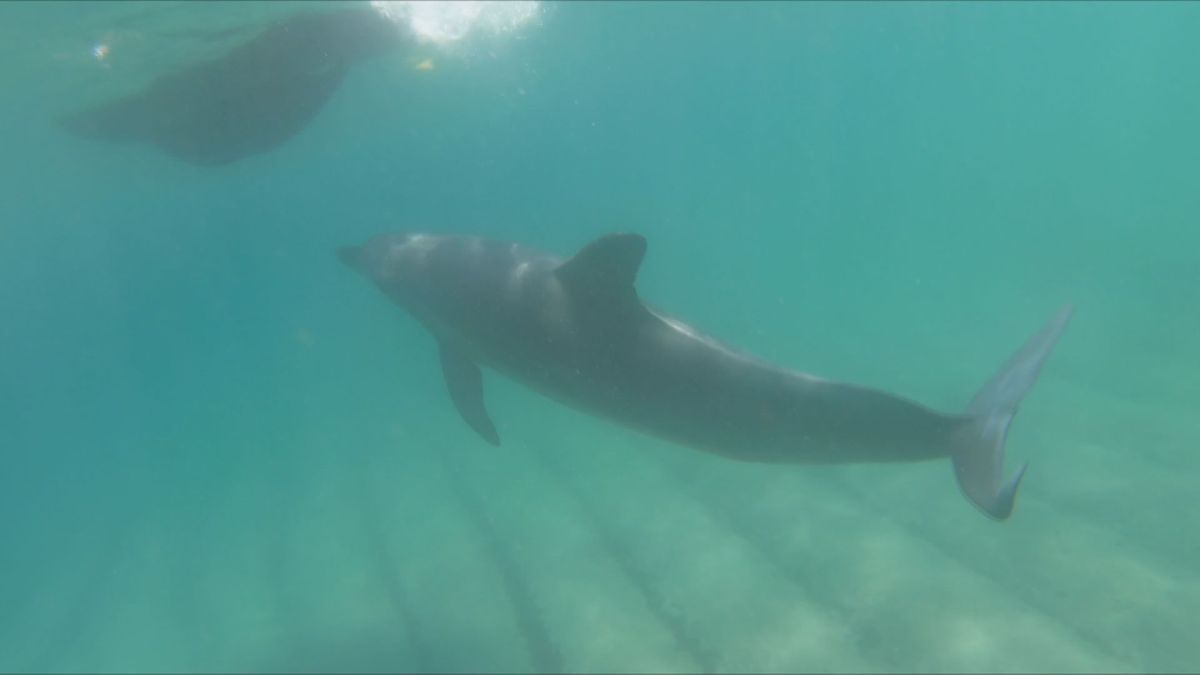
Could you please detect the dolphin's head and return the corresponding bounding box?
[337,232,432,286]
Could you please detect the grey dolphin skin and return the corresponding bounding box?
[58,8,406,166]
[338,232,1072,520]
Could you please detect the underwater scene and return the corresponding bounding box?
[1,1,1197,672]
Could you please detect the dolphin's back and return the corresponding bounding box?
[380,234,964,465]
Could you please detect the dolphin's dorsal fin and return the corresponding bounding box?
[555,233,647,310]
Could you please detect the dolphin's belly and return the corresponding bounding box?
[453,313,958,465]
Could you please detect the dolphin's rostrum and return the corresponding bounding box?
[338,232,1072,520]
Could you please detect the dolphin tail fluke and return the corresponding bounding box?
[950,305,1073,520]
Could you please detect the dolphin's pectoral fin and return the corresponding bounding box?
[555,233,648,311]
[438,340,501,446]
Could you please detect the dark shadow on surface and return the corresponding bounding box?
[350,456,431,672]
[528,441,717,672]
[28,516,142,672]
[436,443,565,674]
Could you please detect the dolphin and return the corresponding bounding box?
[57,8,406,167]
[338,232,1072,520]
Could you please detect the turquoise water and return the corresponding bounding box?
[2,1,1198,672]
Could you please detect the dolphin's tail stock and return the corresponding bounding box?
[950,305,1074,520]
